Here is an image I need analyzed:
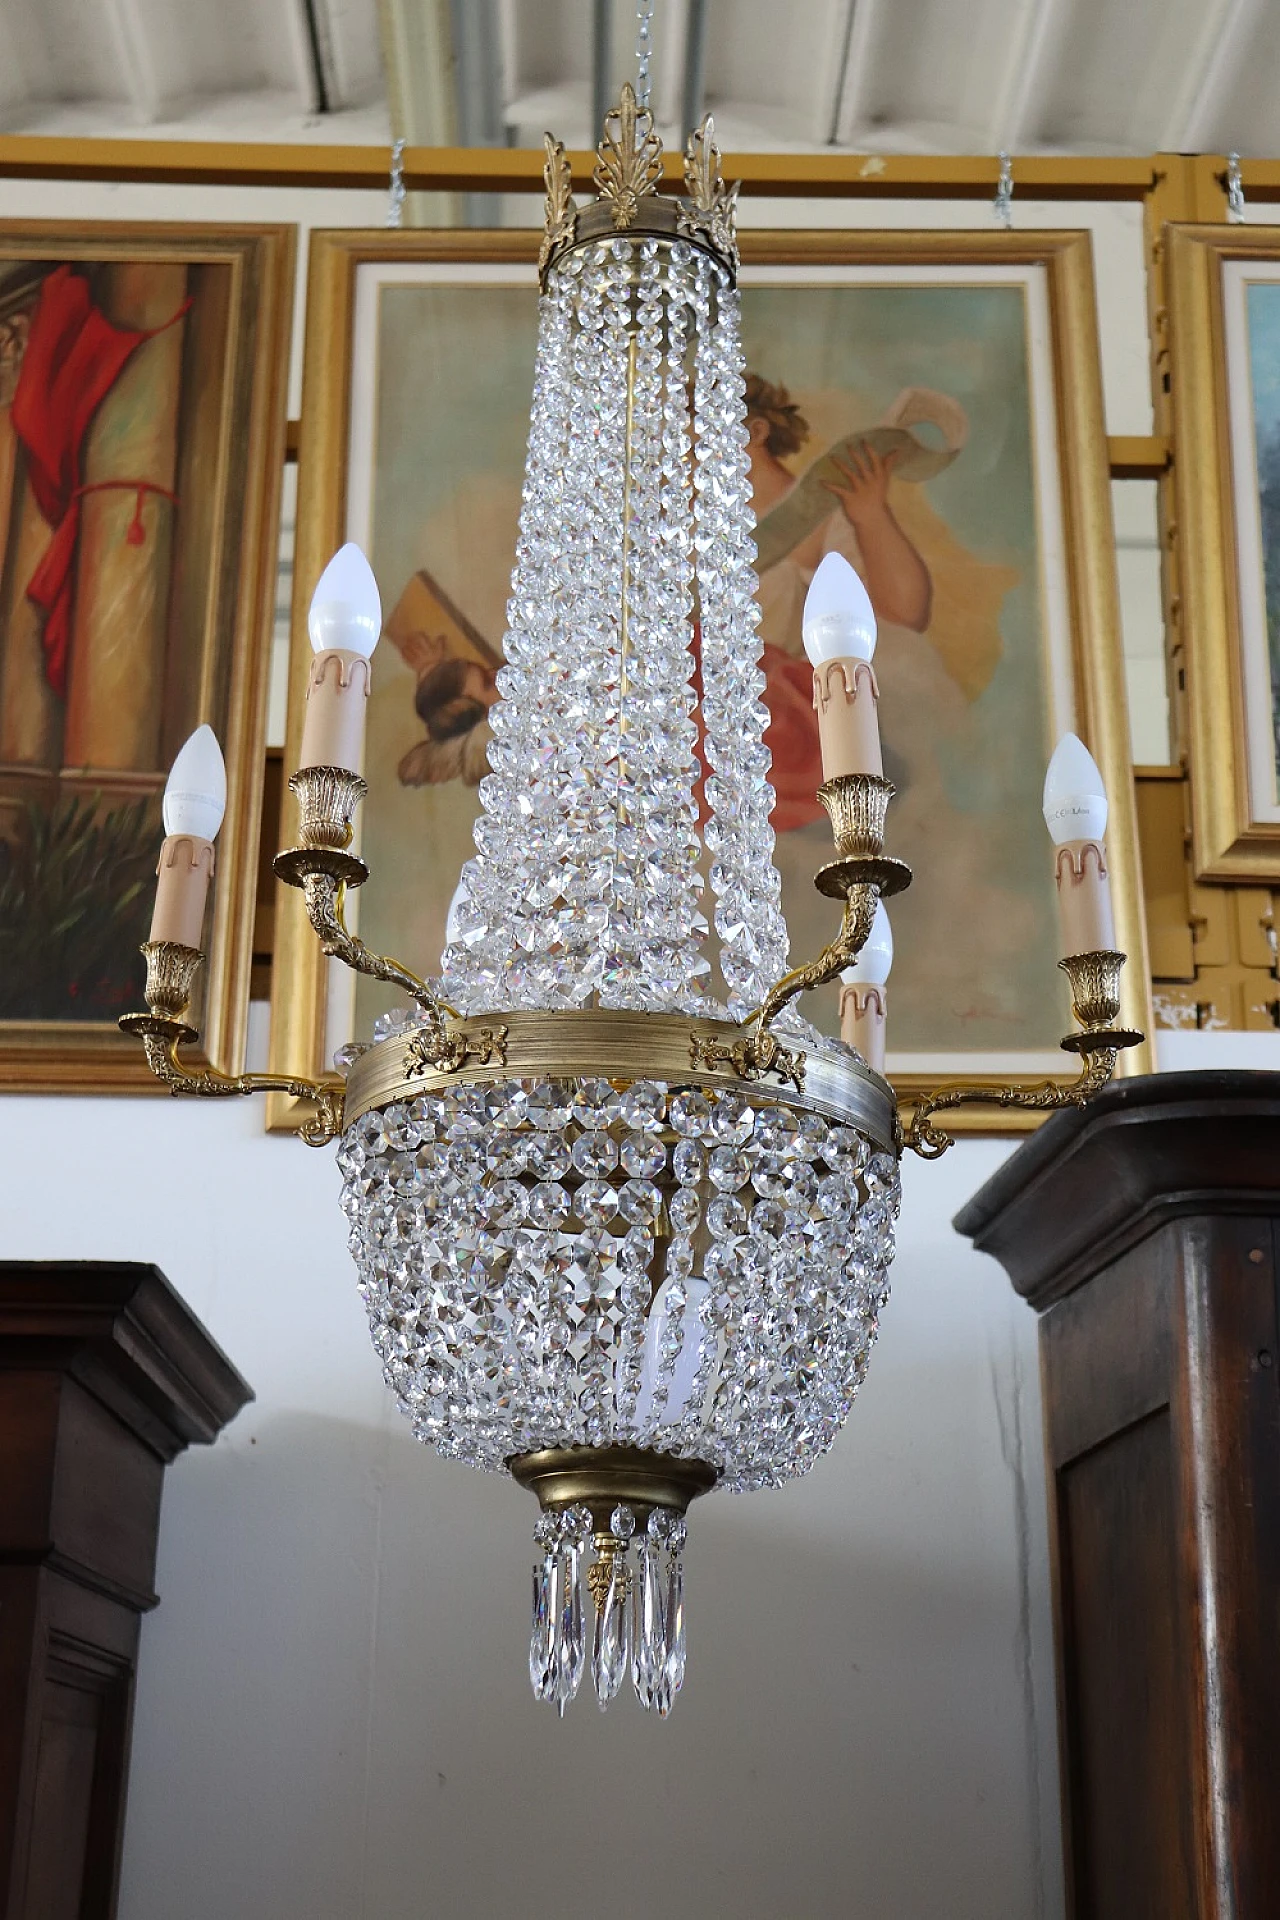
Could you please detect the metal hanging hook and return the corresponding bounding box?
[386,137,406,229]
[994,152,1013,229]
[635,0,655,110]
[1227,151,1245,224]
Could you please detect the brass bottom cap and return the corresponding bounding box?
[509,1445,717,1527]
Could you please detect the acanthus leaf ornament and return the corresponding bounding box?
[680,115,741,273]
[539,133,576,281]
[403,1023,508,1078]
[593,81,664,228]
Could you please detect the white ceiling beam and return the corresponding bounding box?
[312,0,386,109]
[450,0,504,144]
[591,0,613,136]
[292,0,334,113]
[377,0,458,223]
[987,0,1068,155]
[378,0,456,144]
[679,0,707,137]
[830,0,883,148]
[495,0,519,132]
[98,0,165,122]
[1164,0,1262,151]
[653,0,689,133]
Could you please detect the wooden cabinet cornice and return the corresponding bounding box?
[0,1261,251,1920]
[955,1072,1280,1920]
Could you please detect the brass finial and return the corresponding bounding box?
[539,133,576,280]
[680,115,741,272]
[538,88,739,288]
[593,81,664,228]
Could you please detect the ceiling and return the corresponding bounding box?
[0,0,1278,159]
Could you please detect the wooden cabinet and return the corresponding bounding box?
[955,1072,1280,1920]
[0,1262,251,1919]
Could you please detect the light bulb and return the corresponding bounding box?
[162,724,226,840]
[308,542,382,657]
[1043,733,1108,846]
[802,551,877,665]
[632,1278,710,1428]
[840,899,893,987]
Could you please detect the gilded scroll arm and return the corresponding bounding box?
[900,1049,1119,1160]
[118,941,344,1146]
[124,1015,345,1147]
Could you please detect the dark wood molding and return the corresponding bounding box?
[954,1069,1280,1309]
[0,1262,251,1919]
[956,1072,1280,1919]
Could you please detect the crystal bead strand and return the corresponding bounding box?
[598,241,706,1013]
[441,275,575,1012]
[692,262,790,1014]
[656,250,709,1009]
[535,254,624,1005]
[530,248,628,1006]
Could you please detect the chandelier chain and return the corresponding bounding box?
[635,0,654,109]
[386,137,406,228]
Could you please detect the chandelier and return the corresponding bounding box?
[120,79,1142,1719]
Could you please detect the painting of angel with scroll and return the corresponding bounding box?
[302,233,1128,1085]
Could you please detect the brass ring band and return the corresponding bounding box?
[340,1005,896,1148]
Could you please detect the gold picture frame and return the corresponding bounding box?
[269,226,1151,1134]
[0,220,295,1091]
[1166,223,1280,880]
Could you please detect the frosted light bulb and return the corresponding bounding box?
[632,1279,710,1428]
[802,551,877,664]
[162,724,226,840]
[1043,733,1108,846]
[840,900,893,987]
[308,542,382,657]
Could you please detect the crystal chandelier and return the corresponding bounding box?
[121,77,1143,1719]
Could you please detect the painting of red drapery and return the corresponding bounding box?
[0,225,293,1091]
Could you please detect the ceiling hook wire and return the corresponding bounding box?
[635,0,655,110]
[386,137,406,229]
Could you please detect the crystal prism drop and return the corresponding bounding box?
[530,1559,554,1700]
[554,1546,586,1716]
[633,1540,666,1710]
[592,1551,629,1710]
[665,1556,686,1697]
[546,1552,566,1709]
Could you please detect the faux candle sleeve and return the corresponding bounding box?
[1054,840,1115,954]
[299,650,373,772]
[149,834,215,948]
[812,658,883,780]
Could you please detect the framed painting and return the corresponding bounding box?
[271,227,1150,1130]
[1167,224,1280,879]
[0,221,294,1090]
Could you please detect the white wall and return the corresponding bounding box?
[1,1094,1061,1920]
[0,166,1200,1919]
